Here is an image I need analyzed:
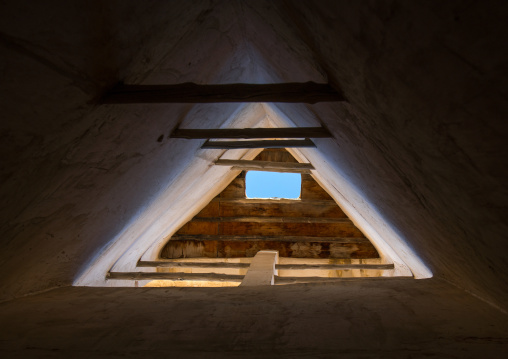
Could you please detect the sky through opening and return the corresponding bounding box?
[245,171,301,199]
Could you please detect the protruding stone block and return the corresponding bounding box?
[240,250,279,286]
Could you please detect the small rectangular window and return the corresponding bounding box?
[245,171,301,199]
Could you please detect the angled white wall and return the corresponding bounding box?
[76,100,432,286]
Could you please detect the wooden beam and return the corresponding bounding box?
[137,261,250,269]
[211,198,336,205]
[216,159,314,169]
[172,127,331,139]
[274,276,413,285]
[191,216,352,224]
[106,272,244,282]
[201,139,315,149]
[215,159,314,174]
[170,234,370,244]
[136,261,394,271]
[275,264,395,270]
[139,258,253,263]
[102,82,345,104]
[231,167,311,174]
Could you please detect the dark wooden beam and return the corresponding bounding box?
[231,167,311,174]
[106,272,244,282]
[136,261,393,271]
[215,159,314,174]
[102,82,345,104]
[170,234,370,244]
[274,276,413,285]
[275,264,395,270]
[201,139,315,149]
[216,159,314,169]
[191,216,352,224]
[172,127,331,139]
[137,261,250,269]
[211,198,336,205]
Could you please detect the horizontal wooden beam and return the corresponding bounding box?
[211,198,336,205]
[107,272,244,282]
[191,216,352,224]
[276,264,394,270]
[172,127,331,139]
[233,166,311,174]
[102,82,345,104]
[274,276,413,285]
[215,159,314,174]
[139,258,253,263]
[108,272,409,284]
[201,139,315,149]
[137,261,250,269]
[136,261,393,271]
[170,234,370,244]
[216,159,314,169]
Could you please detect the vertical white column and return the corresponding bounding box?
[240,250,279,286]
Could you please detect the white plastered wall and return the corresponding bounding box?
[263,103,431,279]
[75,101,431,287]
[74,104,270,286]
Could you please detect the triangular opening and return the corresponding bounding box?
[71,1,431,288]
[76,110,429,287]
[125,149,403,287]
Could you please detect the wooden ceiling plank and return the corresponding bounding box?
[275,276,413,285]
[201,139,315,149]
[137,261,250,269]
[191,216,352,224]
[210,198,336,205]
[137,261,393,271]
[172,127,331,139]
[216,159,314,171]
[106,272,244,281]
[231,166,311,174]
[276,263,394,270]
[170,234,370,243]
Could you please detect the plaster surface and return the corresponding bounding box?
[1,280,507,358]
[0,2,507,354]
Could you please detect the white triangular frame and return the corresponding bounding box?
[74,102,431,287]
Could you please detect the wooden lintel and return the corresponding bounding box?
[191,216,352,224]
[232,166,311,174]
[106,271,244,282]
[201,139,315,149]
[215,159,314,173]
[137,261,250,269]
[172,127,331,139]
[210,198,336,205]
[170,234,370,244]
[102,82,345,104]
[276,263,395,270]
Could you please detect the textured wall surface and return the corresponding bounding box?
[0,0,507,356]
[1,280,508,358]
